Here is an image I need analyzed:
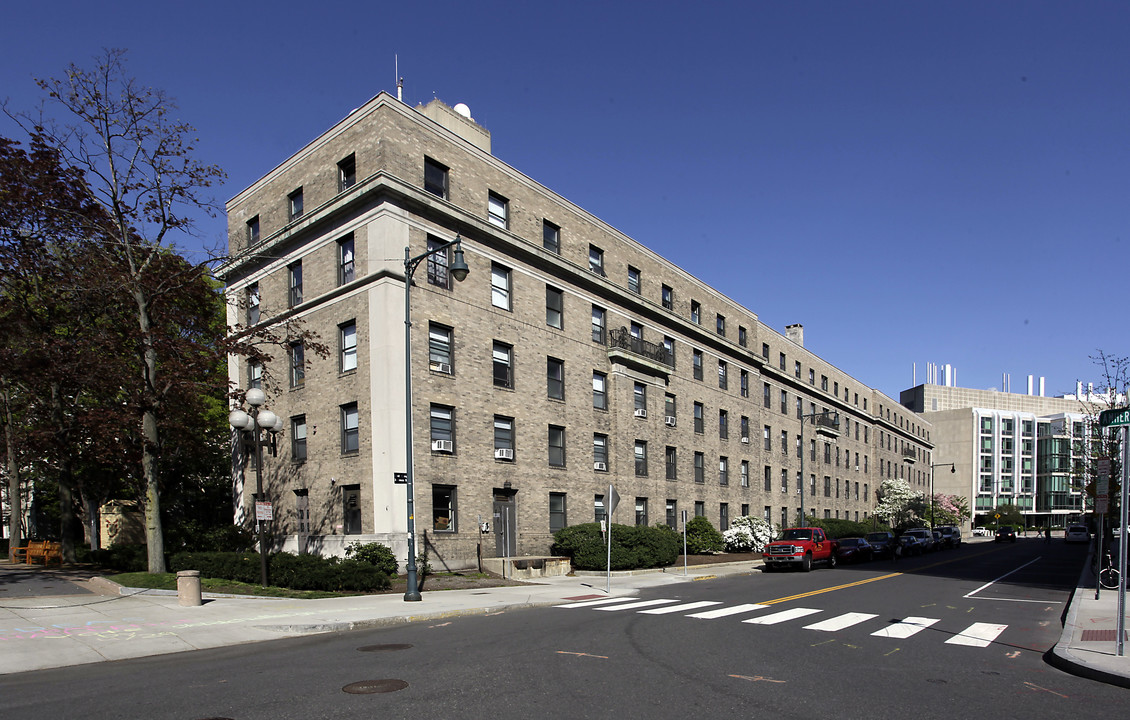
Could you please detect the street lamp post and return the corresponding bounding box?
[229,388,282,587]
[799,409,840,528]
[929,462,956,528]
[403,236,469,602]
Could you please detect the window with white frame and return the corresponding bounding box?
[547,357,564,400]
[341,403,359,454]
[593,433,608,469]
[549,425,566,467]
[593,372,608,410]
[488,191,509,228]
[340,321,357,372]
[430,405,454,451]
[426,235,450,289]
[492,342,513,388]
[591,305,606,343]
[432,485,455,532]
[291,415,307,462]
[428,324,453,374]
[338,234,355,285]
[543,220,560,253]
[546,286,564,329]
[491,263,511,310]
[289,342,305,388]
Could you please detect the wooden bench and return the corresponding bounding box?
[27,541,62,565]
[11,540,38,563]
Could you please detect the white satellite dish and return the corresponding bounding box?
[453,102,472,119]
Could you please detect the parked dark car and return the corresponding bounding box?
[834,537,874,564]
[995,525,1017,543]
[866,531,896,558]
[896,533,924,556]
[936,526,961,548]
[902,528,936,553]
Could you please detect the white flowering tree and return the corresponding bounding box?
[723,516,777,552]
[874,479,924,530]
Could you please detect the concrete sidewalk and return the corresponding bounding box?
[2,549,1127,687]
[0,560,755,676]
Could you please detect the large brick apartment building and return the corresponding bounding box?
[219,93,934,570]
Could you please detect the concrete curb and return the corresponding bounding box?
[258,598,569,634]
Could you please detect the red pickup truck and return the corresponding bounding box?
[762,527,838,571]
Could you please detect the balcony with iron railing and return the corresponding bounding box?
[606,327,674,378]
[813,412,841,437]
[902,446,918,463]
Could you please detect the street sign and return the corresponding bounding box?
[255,501,273,521]
[1099,407,1130,427]
[393,472,408,484]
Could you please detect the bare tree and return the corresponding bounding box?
[5,49,224,572]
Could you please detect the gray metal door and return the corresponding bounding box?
[493,495,516,557]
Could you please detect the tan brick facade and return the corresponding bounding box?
[221,94,934,570]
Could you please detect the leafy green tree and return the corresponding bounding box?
[874,479,924,530]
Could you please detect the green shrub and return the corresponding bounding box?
[685,515,725,554]
[168,551,390,592]
[345,541,398,575]
[85,543,150,572]
[552,523,679,570]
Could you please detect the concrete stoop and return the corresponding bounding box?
[482,555,571,579]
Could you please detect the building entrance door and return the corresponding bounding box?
[342,485,362,535]
[493,493,516,557]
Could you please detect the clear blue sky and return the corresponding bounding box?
[3,1,1126,401]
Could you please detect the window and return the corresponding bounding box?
[795,361,802,378]
[719,409,729,439]
[824,476,831,498]
[690,300,701,324]
[338,154,356,192]
[433,486,455,532]
[547,357,565,400]
[780,389,788,414]
[341,403,359,454]
[635,498,649,527]
[428,324,453,373]
[246,216,260,246]
[716,314,725,336]
[821,375,828,391]
[764,425,772,451]
[796,397,803,419]
[763,383,771,408]
[426,235,450,289]
[546,286,564,329]
[738,326,747,347]
[809,368,815,385]
[781,469,788,493]
[588,245,605,276]
[824,442,831,464]
[287,262,303,307]
[662,284,674,310]
[594,495,606,524]
[549,425,566,467]
[665,446,677,480]
[430,405,454,451]
[693,402,704,434]
[591,305,606,344]
[665,393,676,423]
[718,361,728,390]
[633,382,647,414]
[834,381,839,397]
[695,501,705,518]
[719,457,729,486]
[692,349,704,380]
[630,321,643,339]
[781,430,788,454]
[593,433,608,469]
[289,342,305,388]
[248,360,262,390]
[741,461,750,487]
[338,234,355,285]
[246,283,260,325]
[494,416,514,458]
[740,415,750,442]
[627,266,641,294]
[740,370,749,398]
[593,372,608,410]
[764,466,772,492]
[340,321,357,372]
[762,342,770,359]
[424,157,448,198]
[492,342,513,388]
[666,500,677,530]
[549,493,567,533]
[491,263,511,310]
[288,188,303,221]
[487,191,509,229]
[635,441,648,476]
[720,503,729,530]
[779,352,786,371]
[694,452,705,483]
[291,415,307,462]
[543,220,560,253]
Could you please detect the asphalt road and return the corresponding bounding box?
[1,539,1124,719]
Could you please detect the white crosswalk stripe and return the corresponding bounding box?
[804,612,879,632]
[871,617,939,639]
[687,603,768,619]
[743,607,822,625]
[639,601,722,615]
[554,598,1009,649]
[945,622,1007,647]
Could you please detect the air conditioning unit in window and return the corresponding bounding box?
[494,448,514,460]
[665,416,677,427]
[741,437,750,444]
[634,408,647,419]
[594,461,607,471]
[431,440,453,453]
[430,362,452,374]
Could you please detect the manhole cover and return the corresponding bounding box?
[357,644,413,652]
[343,679,409,694]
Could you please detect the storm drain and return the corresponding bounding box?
[343,679,409,694]
[356,643,413,652]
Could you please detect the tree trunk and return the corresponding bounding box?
[3,383,23,561]
[49,382,79,563]
[135,290,166,574]
[82,491,102,551]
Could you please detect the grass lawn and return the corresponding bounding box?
[107,572,357,599]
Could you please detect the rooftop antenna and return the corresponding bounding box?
[395,55,403,102]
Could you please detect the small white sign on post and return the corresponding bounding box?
[255,501,273,521]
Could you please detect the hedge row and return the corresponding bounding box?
[168,551,391,592]
[551,523,680,570]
